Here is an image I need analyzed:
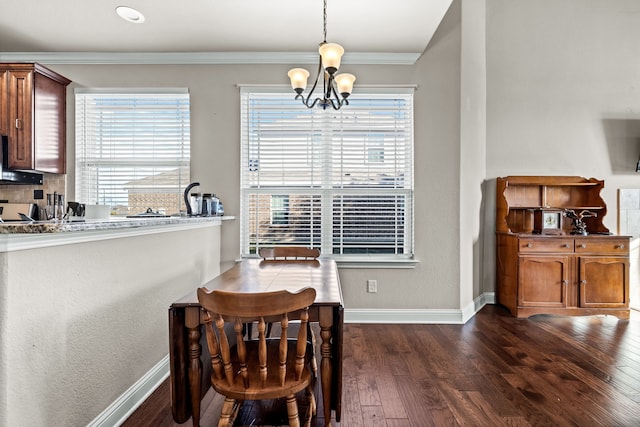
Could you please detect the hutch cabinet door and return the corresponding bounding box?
[578,256,629,308]
[518,255,569,307]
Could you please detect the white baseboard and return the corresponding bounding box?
[87,355,170,427]
[345,292,496,324]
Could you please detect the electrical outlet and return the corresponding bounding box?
[367,279,377,293]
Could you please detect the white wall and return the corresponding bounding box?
[0,224,221,426]
[486,0,640,215]
[484,0,640,292]
[460,0,487,309]
[51,6,466,313]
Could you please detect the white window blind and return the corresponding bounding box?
[240,88,414,258]
[75,89,190,216]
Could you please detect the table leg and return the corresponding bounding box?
[186,307,202,427]
[319,307,333,426]
[334,306,343,422]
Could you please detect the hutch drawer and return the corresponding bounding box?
[574,238,629,254]
[519,237,573,253]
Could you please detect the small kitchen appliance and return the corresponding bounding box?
[183,182,224,216]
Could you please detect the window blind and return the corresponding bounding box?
[75,90,190,216]
[240,88,414,257]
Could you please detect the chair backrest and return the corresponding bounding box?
[197,287,317,391]
[258,246,320,260]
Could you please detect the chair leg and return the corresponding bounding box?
[305,384,316,427]
[308,323,318,379]
[218,397,237,427]
[286,394,301,427]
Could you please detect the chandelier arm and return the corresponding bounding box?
[329,97,349,110]
[307,98,322,109]
[302,56,324,108]
[330,79,342,102]
[330,80,348,110]
[325,75,334,100]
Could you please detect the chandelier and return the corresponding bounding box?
[287,0,356,110]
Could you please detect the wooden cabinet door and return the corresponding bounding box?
[7,69,34,170]
[578,256,629,308]
[518,255,569,307]
[0,70,8,136]
[33,71,66,173]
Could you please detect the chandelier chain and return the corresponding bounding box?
[323,0,327,42]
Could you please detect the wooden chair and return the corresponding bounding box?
[197,287,317,427]
[256,247,320,359]
[258,246,320,261]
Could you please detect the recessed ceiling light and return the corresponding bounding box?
[116,6,145,24]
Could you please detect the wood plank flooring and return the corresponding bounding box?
[122,305,640,426]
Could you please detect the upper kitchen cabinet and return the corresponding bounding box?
[0,63,71,173]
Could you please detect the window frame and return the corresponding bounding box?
[239,85,416,265]
[74,88,191,216]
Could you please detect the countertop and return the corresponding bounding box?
[0,215,233,234]
[0,215,235,252]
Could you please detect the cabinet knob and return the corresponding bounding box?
[579,244,586,248]
[15,118,21,129]
[616,244,625,249]
[562,280,568,285]
[581,280,587,285]
[562,244,570,248]
[526,243,533,248]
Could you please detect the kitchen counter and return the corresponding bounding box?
[0,215,234,252]
[0,213,229,426]
[0,215,232,234]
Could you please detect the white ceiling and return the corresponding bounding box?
[0,0,452,64]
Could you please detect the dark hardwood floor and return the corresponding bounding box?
[122,305,640,426]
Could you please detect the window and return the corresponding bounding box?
[75,89,191,216]
[240,87,414,259]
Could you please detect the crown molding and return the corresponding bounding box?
[0,51,420,65]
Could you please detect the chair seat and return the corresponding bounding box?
[211,339,314,401]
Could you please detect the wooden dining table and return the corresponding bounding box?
[168,258,344,427]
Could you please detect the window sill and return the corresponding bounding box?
[332,256,419,269]
[240,254,418,269]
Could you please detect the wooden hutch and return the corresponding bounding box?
[496,176,630,319]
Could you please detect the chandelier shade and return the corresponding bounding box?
[287,68,310,93]
[318,42,344,74]
[287,0,355,110]
[335,73,356,97]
